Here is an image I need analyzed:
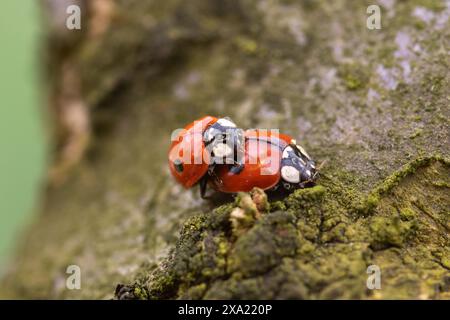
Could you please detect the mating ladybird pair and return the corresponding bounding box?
[169,116,318,198]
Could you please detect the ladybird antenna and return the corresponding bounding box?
[313,159,330,180]
[316,159,327,171]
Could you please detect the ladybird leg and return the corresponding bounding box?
[115,284,136,300]
[200,175,208,199]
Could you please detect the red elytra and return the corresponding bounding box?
[209,129,293,193]
[244,129,293,146]
[168,116,218,188]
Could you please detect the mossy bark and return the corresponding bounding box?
[1,0,449,299]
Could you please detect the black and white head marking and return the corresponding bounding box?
[203,117,237,145]
[203,117,244,165]
[282,146,306,166]
[280,143,317,187]
[216,117,237,128]
[281,165,300,183]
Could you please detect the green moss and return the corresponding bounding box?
[133,286,149,300]
[270,200,287,211]
[359,155,449,214]
[432,181,450,188]
[298,241,315,255]
[114,283,150,300]
[441,257,450,270]
[399,207,417,221]
[372,45,397,68]
[364,194,380,214]
[369,216,417,249]
[184,283,208,299]
[228,211,298,277]
[296,220,318,242]
[234,36,259,55]
[413,19,427,30]
[339,63,369,91]
[147,271,178,300]
[409,128,423,139]
[284,185,326,208]
[139,188,322,299]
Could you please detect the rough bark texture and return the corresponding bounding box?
[1,0,449,299]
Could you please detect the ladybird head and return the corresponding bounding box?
[203,117,244,164]
[280,142,318,186]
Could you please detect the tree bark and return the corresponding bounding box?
[1,0,449,299]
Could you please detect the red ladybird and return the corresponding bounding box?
[168,116,242,189]
[209,129,317,193]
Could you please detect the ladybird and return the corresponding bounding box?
[168,116,243,188]
[208,129,318,194]
[168,117,318,197]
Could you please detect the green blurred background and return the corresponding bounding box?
[0,1,46,271]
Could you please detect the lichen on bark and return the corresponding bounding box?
[1,0,449,299]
